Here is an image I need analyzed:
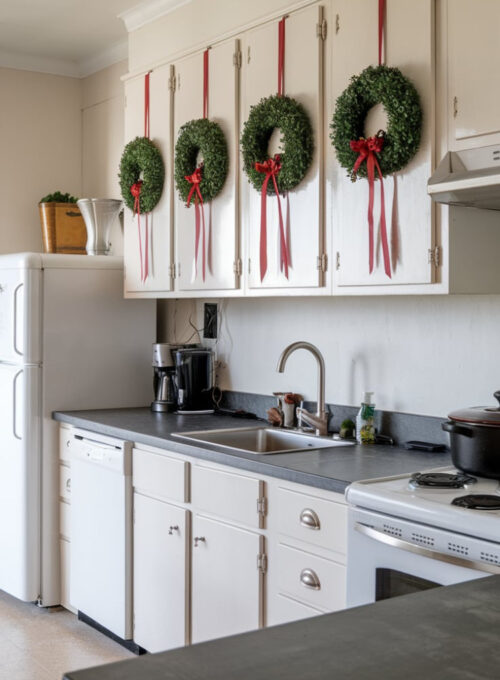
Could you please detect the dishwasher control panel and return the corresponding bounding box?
[71,429,132,474]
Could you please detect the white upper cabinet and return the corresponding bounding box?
[173,39,240,293]
[242,5,327,293]
[124,67,173,296]
[331,0,435,289]
[447,0,500,150]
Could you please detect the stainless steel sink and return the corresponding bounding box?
[172,427,354,455]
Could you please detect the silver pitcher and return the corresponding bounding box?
[77,198,123,255]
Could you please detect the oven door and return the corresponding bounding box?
[347,507,500,608]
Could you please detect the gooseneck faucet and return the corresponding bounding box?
[276,341,329,436]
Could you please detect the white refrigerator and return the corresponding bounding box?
[0,253,155,606]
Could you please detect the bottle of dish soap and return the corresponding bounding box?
[356,392,376,444]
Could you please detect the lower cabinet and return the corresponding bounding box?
[191,515,264,644]
[133,493,189,653]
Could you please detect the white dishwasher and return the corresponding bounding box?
[70,429,133,640]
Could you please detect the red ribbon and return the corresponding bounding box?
[203,49,209,119]
[255,155,289,282]
[131,180,149,282]
[350,134,391,278]
[185,166,206,281]
[378,0,385,66]
[278,17,286,96]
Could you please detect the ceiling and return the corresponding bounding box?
[0,0,140,76]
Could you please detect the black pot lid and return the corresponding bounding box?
[448,391,500,427]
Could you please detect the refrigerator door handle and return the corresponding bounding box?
[12,370,22,440]
[13,283,23,356]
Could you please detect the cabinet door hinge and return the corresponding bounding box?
[168,75,176,92]
[257,552,268,574]
[335,13,340,34]
[233,258,243,276]
[233,50,242,69]
[316,18,327,41]
[317,253,328,273]
[453,96,458,118]
[428,246,442,268]
[257,497,267,518]
[169,263,176,279]
[335,251,341,271]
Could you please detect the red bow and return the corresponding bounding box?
[130,180,149,282]
[255,154,289,282]
[185,166,206,281]
[350,133,391,278]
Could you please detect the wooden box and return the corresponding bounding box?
[39,202,87,254]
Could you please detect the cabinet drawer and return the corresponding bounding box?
[268,592,326,627]
[276,486,347,554]
[60,500,70,540]
[133,449,188,503]
[59,426,73,464]
[276,542,346,611]
[192,465,263,528]
[59,464,72,501]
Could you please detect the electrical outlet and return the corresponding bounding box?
[203,303,218,339]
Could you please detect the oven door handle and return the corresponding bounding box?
[355,522,500,575]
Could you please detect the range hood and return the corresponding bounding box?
[428,144,500,210]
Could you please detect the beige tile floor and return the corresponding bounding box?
[0,591,133,680]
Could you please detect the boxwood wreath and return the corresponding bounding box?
[330,64,422,179]
[119,136,165,213]
[241,94,314,194]
[174,118,228,204]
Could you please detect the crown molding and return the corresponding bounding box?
[119,0,192,33]
[78,40,128,78]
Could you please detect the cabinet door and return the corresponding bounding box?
[332,0,435,287]
[191,515,263,643]
[242,5,326,291]
[174,40,240,292]
[133,494,189,652]
[447,0,500,149]
[124,68,173,295]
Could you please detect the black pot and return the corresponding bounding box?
[442,391,500,479]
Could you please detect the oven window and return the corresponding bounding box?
[376,568,440,601]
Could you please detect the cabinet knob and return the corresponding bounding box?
[300,508,320,530]
[66,478,71,493]
[300,568,321,590]
[66,439,71,448]
[194,536,206,547]
[168,525,179,535]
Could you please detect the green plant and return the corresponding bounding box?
[241,94,314,194]
[330,65,422,178]
[119,136,165,213]
[39,191,78,203]
[175,118,228,204]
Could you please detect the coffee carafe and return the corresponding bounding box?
[151,343,182,413]
[174,348,214,414]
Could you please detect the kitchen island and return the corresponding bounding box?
[64,575,500,679]
[53,407,450,492]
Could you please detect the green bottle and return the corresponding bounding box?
[356,391,376,444]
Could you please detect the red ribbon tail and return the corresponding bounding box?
[374,158,391,278]
[194,200,201,278]
[260,175,270,281]
[144,213,149,282]
[134,196,144,283]
[366,154,375,274]
[285,192,292,269]
[199,192,206,282]
[271,175,288,279]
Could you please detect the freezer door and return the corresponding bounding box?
[0,364,41,601]
[0,267,41,364]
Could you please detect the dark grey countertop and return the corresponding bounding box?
[64,575,500,680]
[53,407,451,493]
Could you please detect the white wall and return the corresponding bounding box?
[82,60,127,255]
[0,67,82,253]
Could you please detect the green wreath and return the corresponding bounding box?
[241,94,314,195]
[175,118,228,204]
[119,137,165,213]
[330,65,422,179]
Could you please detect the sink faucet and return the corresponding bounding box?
[276,341,329,436]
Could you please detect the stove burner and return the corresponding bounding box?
[409,472,477,489]
[452,494,500,510]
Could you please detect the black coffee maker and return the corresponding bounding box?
[151,343,183,413]
[174,348,214,414]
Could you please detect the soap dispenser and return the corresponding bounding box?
[356,392,376,444]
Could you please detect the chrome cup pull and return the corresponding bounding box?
[194,536,206,547]
[300,508,321,530]
[168,525,179,535]
[300,568,321,590]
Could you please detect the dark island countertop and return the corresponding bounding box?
[64,575,500,680]
[53,407,450,493]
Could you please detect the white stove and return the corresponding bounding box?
[346,467,500,608]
